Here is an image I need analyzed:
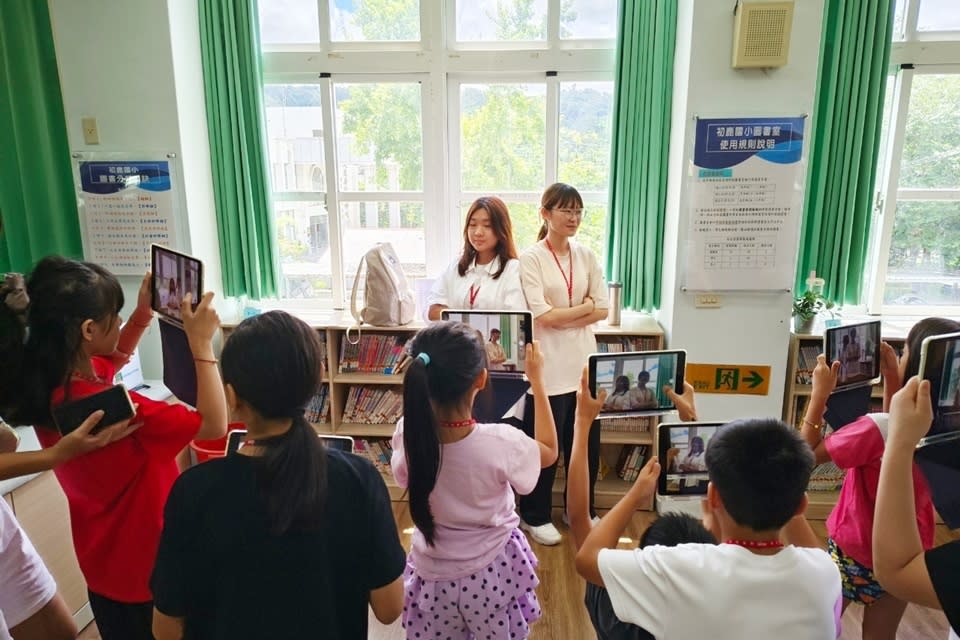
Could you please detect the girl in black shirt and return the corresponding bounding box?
[151,311,405,639]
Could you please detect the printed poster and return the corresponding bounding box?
[685,117,806,291]
[78,160,177,275]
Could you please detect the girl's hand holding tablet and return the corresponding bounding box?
[181,292,220,353]
[811,354,840,404]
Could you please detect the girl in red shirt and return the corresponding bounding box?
[0,256,227,640]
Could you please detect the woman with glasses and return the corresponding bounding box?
[516,183,609,546]
[427,196,525,320]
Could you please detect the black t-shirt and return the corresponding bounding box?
[584,583,653,640]
[926,541,960,635]
[151,449,405,640]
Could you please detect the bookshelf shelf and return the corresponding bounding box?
[308,423,335,435]
[597,430,654,446]
[223,311,665,505]
[337,423,397,437]
[334,373,404,385]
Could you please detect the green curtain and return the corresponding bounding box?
[199,0,277,298]
[654,354,675,406]
[795,0,893,304]
[0,0,82,272]
[605,0,677,312]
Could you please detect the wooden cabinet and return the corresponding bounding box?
[6,472,92,629]
[223,312,666,508]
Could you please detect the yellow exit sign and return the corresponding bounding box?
[686,363,771,396]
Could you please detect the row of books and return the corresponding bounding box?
[553,453,611,482]
[615,445,651,482]
[338,334,410,374]
[600,417,655,433]
[341,386,403,424]
[596,337,661,353]
[303,387,330,424]
[354,438,394,474]
[794,344,824,384]
[808,460,845,492]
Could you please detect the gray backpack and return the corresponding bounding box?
[349,242,415,329]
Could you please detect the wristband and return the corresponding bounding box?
[802,417,824,431]
[193,357,218,365]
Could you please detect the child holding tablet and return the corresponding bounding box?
[391,322,558,639]
[0,256,227,640]
[801,317,960,638]
[152,312,405,638]
[873,376,960,639]
[576,414,840,639]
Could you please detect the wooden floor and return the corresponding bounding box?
[80,503,959,639]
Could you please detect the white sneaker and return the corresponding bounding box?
[520,520,562,546]
[561,513,601,527]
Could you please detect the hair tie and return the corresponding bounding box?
[416,352,431,367]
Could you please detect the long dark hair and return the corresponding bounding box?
[0,256,123,426]
[221,311,327,535]
[403,322,485,545]
[536,182,584,241]
[457,196,518,279]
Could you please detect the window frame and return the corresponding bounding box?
[865,0,960,315]
[260,0,615,307]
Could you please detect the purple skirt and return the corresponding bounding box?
[402,528,542,639]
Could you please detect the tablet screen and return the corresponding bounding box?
[440,310,532,376]
[823,320,881,391]
[151,245,202,323]
[657,422,725,496]
[589,350,686,418]
[922,332,960,434]
[226,431,355,454]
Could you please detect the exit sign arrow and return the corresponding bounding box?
[744,370,765,389]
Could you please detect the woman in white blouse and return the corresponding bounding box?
[517,183,608,546]
[427,196,525,320]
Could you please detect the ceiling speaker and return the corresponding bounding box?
[732,1,794,69]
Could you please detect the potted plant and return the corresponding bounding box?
[792,290,833,334]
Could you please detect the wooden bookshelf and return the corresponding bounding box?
[223,311,665,506]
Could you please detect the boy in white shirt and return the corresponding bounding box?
[576,417,842,640]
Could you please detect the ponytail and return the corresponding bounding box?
[221,311,330,535]
[403,357,441,545]
[254,415,327,535]
[536,222,547,241]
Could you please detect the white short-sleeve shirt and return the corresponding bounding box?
[519,240,607,395]
[598,543,842,640]
[428,256,526,312]
[0,499,57,631]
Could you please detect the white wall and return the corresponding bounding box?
[658,0,825,420]
[47,0,221,378]
[44,0,826,401]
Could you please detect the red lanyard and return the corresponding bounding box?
[725,539,784,550]
[468,282,480,308]
[544,238,573,306]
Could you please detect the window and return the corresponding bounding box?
[866,1,960,313]
[258,1,616,305]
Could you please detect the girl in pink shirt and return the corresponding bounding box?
[391,322,559,639]
[800,317,960,639]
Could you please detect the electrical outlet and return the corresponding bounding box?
[81,117,99,145]
[694,294,722,308]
